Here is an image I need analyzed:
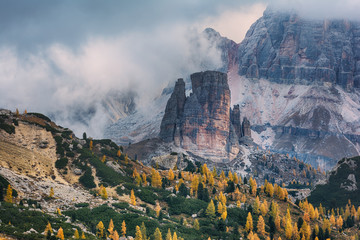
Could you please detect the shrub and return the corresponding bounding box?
[75,203,89,208]
[0,123,15,134]
[166,196,207,215]
[79,168,96,188]
[55,158,68,169]
[112,202,129,209]
[27,112,52,122]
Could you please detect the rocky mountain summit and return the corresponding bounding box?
[238,8,360,91]
[159,71,251,162]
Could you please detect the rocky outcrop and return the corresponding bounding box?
[159,78,186,143]
[242,117,251,138]
[230,104,242,138]
[159,71,251,162]
[237,8,360,90]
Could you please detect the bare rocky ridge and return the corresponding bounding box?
[238,8,360,91]
[159,71,251,162]
[0,121,65,183]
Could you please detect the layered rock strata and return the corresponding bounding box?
[159,71,251,162]
[237,8,360,91]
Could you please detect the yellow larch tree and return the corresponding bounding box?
[220,170,226,180]
[151,169,162,188]
[270,201,278,218]
[191,175,199,192]
[140,222,147,240]
[193,219,200,230]
[253,196,261,215]
[218,191,227,206]
[81,232,86,239]
[212,167,217,177]
[101,155,106,163]
[133,168,140,179]
[56,227,64,240]
[74,229,80,239]
[322,219,331,234]
[125,154,129,164]
[112,230,120,240]
[260,201,268,216]
[336,216,343,229]
[166,229,172,240]
[208,173,214,186]
[135,225,143,240]
[5,184,12,203]
[300,221,311,240]
[49,187,54,198]
[241,194,247,203]
[265,183,274,197]
[141,173,147,186]
[131,189,136,206]
[44,222,53,236]
[233,173,239,184]
[135,175,142,186]
[89,140,93,151]
[172,232,178,240]
[257,215,266,236]
[117,149,121,157]
[275,214,281,231]
[233,187,241,201]
[228,170,233,181]
[168,169,175,181]
[330,214,336,226]
[96,221,105,238]
[217,202,224,215]
[108,219,114,235]
[221,209,227,221]
[121,220,126,237]
[154,227,163,240]
[285,218,293,239]
[155,202,161,217]
[245,212,253,233]
[292,223,299,240]
[101,186,108,200]
[206,200,216,219]
[249,177,257,196]
[303,211,310,223]
[56,208,62,215]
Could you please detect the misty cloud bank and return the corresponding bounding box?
[1,0,360,139]
[0,25,223,138]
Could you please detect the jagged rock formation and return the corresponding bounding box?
[159,71,251,162]
[159,78,186,143]
[238,8,360,91]
[242,117,251,138]
[230,104,242,138]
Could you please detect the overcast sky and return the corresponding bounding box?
[1,0,359,138]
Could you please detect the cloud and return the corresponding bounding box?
[198,3,266,43]
[269,0,360,20]
[0,24,223,138]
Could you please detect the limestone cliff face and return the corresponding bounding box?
[159,79,186,143]
[181,71,231,158]
[237,8,360,90]
[159,71,251,162]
